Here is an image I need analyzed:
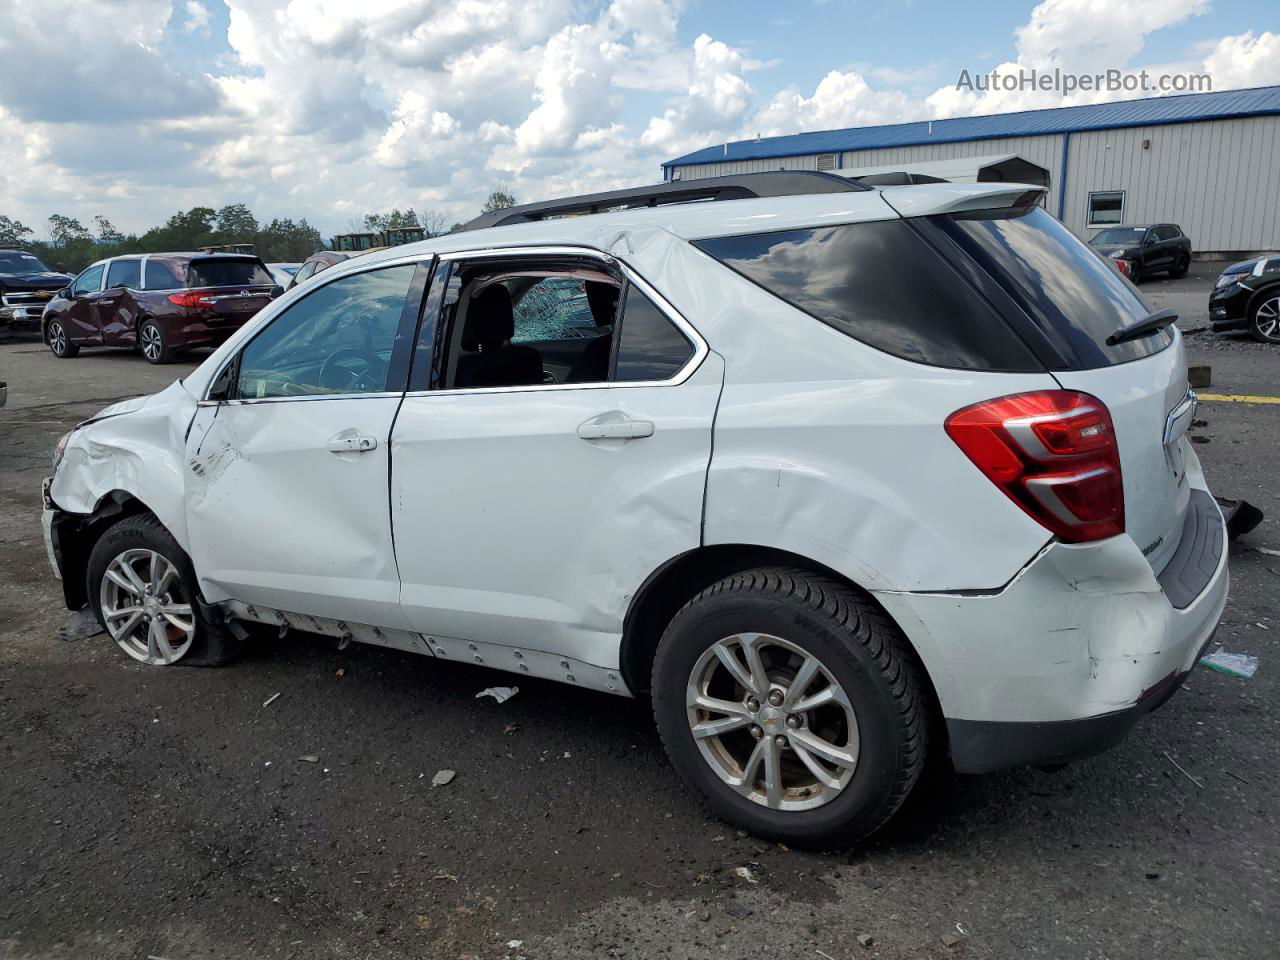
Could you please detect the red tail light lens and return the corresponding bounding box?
[945,390,1124,543]
[167,292,213,308]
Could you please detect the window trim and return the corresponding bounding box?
[1086,190,1126,228]
[202,258,433,406]
[405,244,707,398]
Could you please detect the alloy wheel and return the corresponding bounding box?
[140,324,163,362]
[99,548,195,665]
[49,322,67,356]
[1255,297,1280,342]
[685,632,859,811]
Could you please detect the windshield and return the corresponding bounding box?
[0,251,52,274]
[1091,227,1147,245]
[187,258,274,288]
[940,206,1170,369]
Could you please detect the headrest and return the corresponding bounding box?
[462,285,514,351]
[585,281,620,327]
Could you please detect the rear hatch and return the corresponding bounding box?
[186,257,276,321]
[932,204,1192,575]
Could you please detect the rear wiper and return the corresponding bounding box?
[1106,308,1178,346]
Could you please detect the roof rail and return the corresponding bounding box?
[459,171,872,232]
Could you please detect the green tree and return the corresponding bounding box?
[480,188,517,214]
[215,203,258,243]
[362,208,422,232]
[0,214,33,247]
[48,214,91,247]
[255,217,322,262]
[139,206,217,251]
[93,215,124,244]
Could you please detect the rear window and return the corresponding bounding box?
[940,206,1170,368]
[694,220,1040,371]
[187,258,274,288]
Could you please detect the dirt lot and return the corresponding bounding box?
[2,262,1277,959]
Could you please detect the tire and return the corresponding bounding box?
[1249,294,1280,344]
[86,514,239,666]
[138,320,174,364]
[1127,259,1142,284]
[47,320,80,358]
[652,567,929,847]
[1170,253,1190,279]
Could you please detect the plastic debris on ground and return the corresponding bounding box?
[59,608,106,642]
[475,686,519,703]
[1199,650,1258,679]
[431,769,456,787]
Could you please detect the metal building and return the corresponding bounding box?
[663,86,1280,256]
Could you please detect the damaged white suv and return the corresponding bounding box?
[44,173,1227,845]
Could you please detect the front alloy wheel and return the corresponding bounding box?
[100,548,195,664]
[47,321,79,358]
[688,633,859,811]
[1250,296,1280,344]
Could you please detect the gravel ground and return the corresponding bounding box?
[1,264,1277,959]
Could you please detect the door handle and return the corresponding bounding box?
[577,416,655,441]
[327,434,378,453]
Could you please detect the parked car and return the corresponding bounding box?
[1208,254,1280,343]
[41,253,281,363]
[267,262,301,287]
[43,173,1225,846]
[1089,223,1192,283]
[287,250,356,289]
[0,249,73,330]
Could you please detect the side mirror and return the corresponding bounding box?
[269,284,285,299]
[60,286,71,298]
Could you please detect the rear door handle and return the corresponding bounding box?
[577,415,655,441]
[327,434,378,453]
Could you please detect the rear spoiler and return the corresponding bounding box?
[879,183,1047,219]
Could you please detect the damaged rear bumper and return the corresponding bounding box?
[875,488,1229,774]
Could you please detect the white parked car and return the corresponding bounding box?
[266,262,301,287]
[43,173,1227,845]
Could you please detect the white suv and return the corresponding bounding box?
[43,173,1227,846]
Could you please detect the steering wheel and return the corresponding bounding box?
[318,347,389,392]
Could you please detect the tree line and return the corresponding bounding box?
[0,189,518,275]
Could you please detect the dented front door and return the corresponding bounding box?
[182,261,425,630]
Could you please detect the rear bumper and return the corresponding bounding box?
[875,486,1229,774]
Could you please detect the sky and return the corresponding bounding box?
[0,0,1276,241]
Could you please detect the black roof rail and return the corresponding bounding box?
[460,171,871,232]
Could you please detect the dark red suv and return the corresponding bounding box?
[42,253,281,363]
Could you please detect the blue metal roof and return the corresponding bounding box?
[665,85,1280,168]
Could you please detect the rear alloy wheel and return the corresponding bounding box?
[653,567,929,847]
[139,320,172,364]
[47,320,80,358]
[1170,253,1190,278]
[1250,295,1280,344]
[87,514,239,666]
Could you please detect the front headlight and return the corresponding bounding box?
[1215,272,1248,289]
[52,430,73,471]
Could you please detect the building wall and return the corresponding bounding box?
[669,115,1280,254]
[1060,115,1280,253]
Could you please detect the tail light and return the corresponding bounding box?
[945,390,1124,543]
[168,292,214,308]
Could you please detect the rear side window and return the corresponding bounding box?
[695,220,1039,371]
[143,259,183,290]
[188,258,274,288]
[106,259,141,289]
[939,206,1170,368]
[614,285,694,381]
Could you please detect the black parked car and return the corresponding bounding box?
[0,249,74,330]
[1209,254,1280,343]
[1089,223,1192,283]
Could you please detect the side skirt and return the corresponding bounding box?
[220,600,632,697]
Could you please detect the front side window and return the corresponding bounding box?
[695,220,1038,371]
[106,259,141,290]
[72,264,104,296]
[1087,191,1125,227]
[235,264,416,399]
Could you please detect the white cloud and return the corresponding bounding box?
[0,0,1273,239]
[183,0,211,34]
